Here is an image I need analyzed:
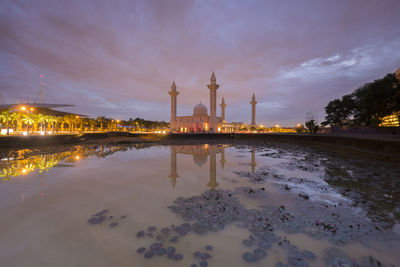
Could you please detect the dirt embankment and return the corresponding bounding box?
[1,132,399,160]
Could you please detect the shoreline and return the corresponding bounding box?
[1,132,399,161]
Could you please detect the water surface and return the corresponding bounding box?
[0,143,399,267]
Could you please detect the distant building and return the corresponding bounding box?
[222,121,244,132]
[380,112,399,127]
[395,66,400,81]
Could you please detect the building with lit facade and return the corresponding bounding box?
[168,73,258,133]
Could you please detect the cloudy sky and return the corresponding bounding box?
[1,0,399,126]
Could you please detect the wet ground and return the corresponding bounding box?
[0,142,399,267]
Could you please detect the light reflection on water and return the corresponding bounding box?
[0,143,399,267]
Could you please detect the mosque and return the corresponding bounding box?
[168,73,258,133]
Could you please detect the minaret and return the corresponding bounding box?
[207,146,219,190]
[207,72,219,132]
[168,81,179,131]
[168,146,179,188]
[220,97,227,122]
[250,93,257,126]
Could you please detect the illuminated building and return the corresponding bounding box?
[379,112,400,127]
[169,73,224,133]
[169,73,260,133]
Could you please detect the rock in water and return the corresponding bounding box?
[301,250,316,260]
[136,247,146,254]
[205,245,213,251]
[243,252,257,262]
[136,231,145,238]
[174,254,183,260]
[88,216,105,225]
[254,248,267,259]
[144,250,154,259]
[109,222,119,228]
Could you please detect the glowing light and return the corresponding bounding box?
[21,106,26,111]
[297,123,301,127]
[75,156,80,160]
[48,131,53,134]
[40,132,45,136]
[162,131,166,134]
[75,116,80,119]
[260,124,264,128]
[23,132,28,136]
[117,120,120,123]
[217,127,221,132]
[22,168,27,174]
[275,124,280,128]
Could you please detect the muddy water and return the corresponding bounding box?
[0,143,399,267]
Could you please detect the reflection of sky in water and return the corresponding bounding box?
[0,144,399,266]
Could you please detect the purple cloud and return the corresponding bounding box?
[1,0,399,126]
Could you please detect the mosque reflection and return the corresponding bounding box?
[168,144,257,189]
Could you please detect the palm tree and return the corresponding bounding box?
[31,113,39,133]
[10,112,19,133]
[37,114,47,133]
[13,112,24,133]
[22,113,34,133]
[97,116,106,132]
[89,118,96,133]
[47,116,58,132]
[63,115,74,132]
[44,115,54,133]
[0,110,12,135]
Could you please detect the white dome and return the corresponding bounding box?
[193,102,208,116]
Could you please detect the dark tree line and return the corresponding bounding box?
[322,73,400,127]
[121,117,169,130]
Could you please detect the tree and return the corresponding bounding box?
[37,114,47,133]
[352,74,400,126]
[9,112,18,133]
[295,124,306,133]
[97,116,107,132]
[14,112,24,133]
[323,73,400,127]
[0,110,12,135]
[322,95,355,127]
[47,116,58,132]
[305,120,319,134]
[22,113,34,133]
